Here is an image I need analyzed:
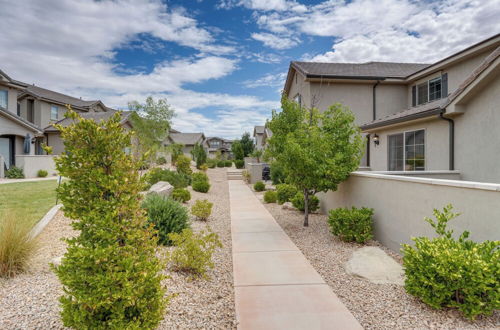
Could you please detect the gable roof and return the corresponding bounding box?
[18,85,105,111]
[44,110,131,132]
[0,69,28,89]
[0,108,44,134]
[253,125,265,136]
[169,132,205,145]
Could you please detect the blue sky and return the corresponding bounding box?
[1,0,499,138]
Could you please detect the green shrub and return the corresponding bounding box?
[191,172,209,183]
[253,181,265,192]
[276,184,298,204]
[5,166,24,179]
[270,161,286,185]
[234,159,244,169]
[145,168,190,189]
[224,160,232,167]
[176,155,192,175]
[37,169,48,178]
[191,199,213,221]
[0,211,38,278]
[291,192,319,212]
[402,205,499,320]
[242,170,250,183]
[53,109,165,329]
[192,180,210,193]
[216,160,225,168]
[156,156,167,165]
[171,188,191,203]
[206,159,217,168]
[263,190,277,203]
[167,228,222,278]
[199,164,208,171]
[142,194,190,246]
[328,207,373,243]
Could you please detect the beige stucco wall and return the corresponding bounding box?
[319,172,500,253]
[46,132,65,155]
[368,118,449,171]
[15,155,57,178]
[0,84,19,114]
[254,133,264,150]
[39,101,67,129]
[288,70,311,108]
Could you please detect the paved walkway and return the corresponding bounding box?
[229,180,362,330]
[0,176,59,184]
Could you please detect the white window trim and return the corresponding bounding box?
[387,128,426,171]
[0,89,8,109]
[50,105,58,120]
[415,75,442,106]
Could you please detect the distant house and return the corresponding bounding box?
[206,136,233,159]
[253,125,265,150]
[165,132,206,157]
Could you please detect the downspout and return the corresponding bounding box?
[372,80,381,120]
[439,111,454,170]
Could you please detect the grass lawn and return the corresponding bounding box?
[0,180,60,226]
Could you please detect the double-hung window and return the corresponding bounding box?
[428,77,442,101]
[293,93,302,107]
[0,90,7,109]
[50,105,58,120]
[388,129,425,171]
[412,74,447,106]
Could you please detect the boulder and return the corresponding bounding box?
[345,246,404,285]
[281,202,295,210]
[51,256,63,267]
[148,181,174,197]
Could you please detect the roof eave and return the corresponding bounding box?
[361,108,442,132]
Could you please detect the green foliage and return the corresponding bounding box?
[129,96,175,163]
[191,172,208,183]
[242,170,250,183]
[328,207,374,243]
[231,140,245,160]
[191,143,207,169]
[5,166,24,179]
[191,172,210,193]
[216,160,225,168]
[175,154,192,175]
[214,150,222,161]
[270,161,286,185]
[53,109,166,329]
[156,156,167,165]
[402,205,499,320]
[171,188,191,203]
[263,190,278,203]
[253,181,265,192]
[224,160,232,167]
[206,160,216,168]
[276,184,298,204]
[234,159,244,169]
[267,97,364,226]
[0,211,38,278]
[167,228,222,278]
[199,164,208,172]
[169,143,183,165]
[191,199,213,221]
[240,132,254,157]
[37,169,48,178]
[142,194,190,246]
[291,192,319,212]
[250,149,263,163]
[145,168,190,189]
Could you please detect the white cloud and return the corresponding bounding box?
[218,0,306,12]
[251,32,299,49]
[243,72,287,89]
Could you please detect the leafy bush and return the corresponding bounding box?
[191,199,213,221]
[167,228,222,278]
[191,172,208,183]
[191,143,207,169]
[291,192,319,212]
[37,169,48,178]
[270,161,286,185]
[171,188,191,203]
[5,166,24,179]
[224,160,232,167]
[242,170,250,183]
[199,164,208,172]
[216,160,225,168]
[206,159,217,168]
[176,154,192,175]
[402,205,499,320]
[276,184,298,204]
[156,156,167,165]
[263,190,277,203]
[142,194,190,245]
[328,207,373,243]
[234,159,244,169]
[53,109,165,329]
[253,181,265,192]
[145,168,190,189]
[0,211,38,277]
[192,180,210,193]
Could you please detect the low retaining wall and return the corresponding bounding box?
[244,157,257,169]
[15,155,57,178]
[246,163,266,184]
[319,171,500,253]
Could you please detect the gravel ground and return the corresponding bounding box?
[0,168,236,329]
[253,188,499,330]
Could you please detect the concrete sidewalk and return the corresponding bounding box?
[229,180,362,330]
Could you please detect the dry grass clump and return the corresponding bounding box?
[0,211,38,277]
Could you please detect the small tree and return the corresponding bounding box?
[169,143,183,165]
[240,132,254,157]
[231,140,245,160]
[129,96,175,163]
[250,149,263,163]
[191,143,207,168]
[52,108,166,328]
[267,97,364,226]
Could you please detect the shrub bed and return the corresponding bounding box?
[328,207,373,243]
[234,159,244,169]
[263,190,277,203]
[145,168,190,189]
[5,166,24,179]
[224,160,232,167]
[276,184,297,204]
[191,172,210,193]
[176,155,192,175]
[253,181,265,192]
[216,161,225,168]
[291,192,319,212]
[191,199,213,221]
[37,169,48,178]
[171,188,191,203]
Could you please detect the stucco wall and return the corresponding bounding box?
[254,134,264,150]
[368,118,449,171]
[247,163,266,183]
[47,132,65,155]
[319,172,500,253]
[15,155,57,178]
[288,70,311,108]
[0,85,19,113]
[39,101,67,129]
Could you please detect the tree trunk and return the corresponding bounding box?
[303,189,309,227]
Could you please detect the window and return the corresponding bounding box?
[429,77,442,101]
[417,82,428,105]
[388,129,425,171]
[293,93,302,106]
[51,105,58,120]
[17,102,21,116]
[413,75,446,106]
[27,99,34,123]
[0,90,7,109]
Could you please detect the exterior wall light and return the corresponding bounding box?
[373,134,380,146]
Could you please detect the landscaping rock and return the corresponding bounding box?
[51,256,62,267]
[344,246,404,285]
[265,184,276,191]
[148,181,173,197]
[281,202,294,210]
